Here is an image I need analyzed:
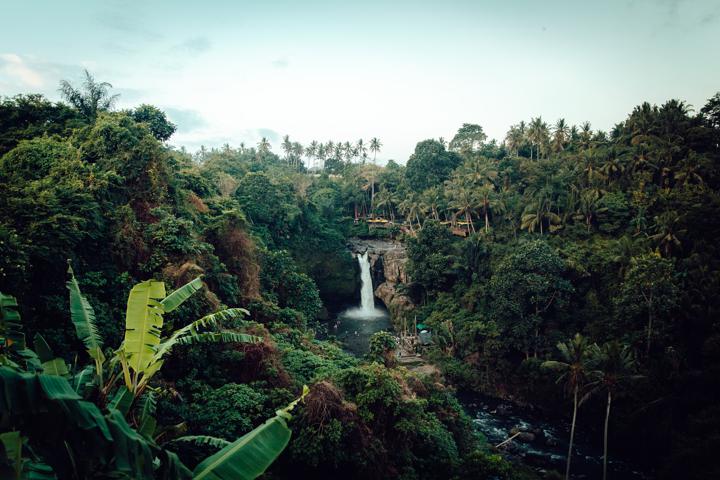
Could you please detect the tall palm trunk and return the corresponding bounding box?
[484,198,490,233]
[566,385,579,480]
[466,209,475,233]
[646,309,653,357]
[603,389,612,480]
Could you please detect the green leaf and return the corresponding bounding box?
[138,391,157,438]
[66,263,104,360]
[124,280,166,373]
[41,358,69,376]
[192,386,307,480]
[152,308,249,364]
[108,386,133,416]
[0,431,22,479]
[161,277,203,313]
[0,293,26,350]
[32,334,54,363]
[192,415,291,480]
[168,436,230,450]
[176,332,260,346]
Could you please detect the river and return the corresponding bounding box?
[327,246,647,478]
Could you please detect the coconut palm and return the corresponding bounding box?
[552,118,571,153]
[543,334,599,480]
[257,137,271,154]
[370,137,382,164]
[459,157,498,232]
[59,69,119,121]
[356,139,367,163]
[528,117,550,159]
[398,195,422,233]
[291,142,304,168]
[306,140,319,170]
[590,342,641,480]
[445,177,477,233]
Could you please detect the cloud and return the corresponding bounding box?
[271,58,289,68]
[172,37,212,55]
[164,107,208,133]
[256,128,280,143]
[96,14,162,41]
[0,54,44,88]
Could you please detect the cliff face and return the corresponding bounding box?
[347,238,416,325]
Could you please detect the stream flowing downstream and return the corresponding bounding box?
[328,246,647,479]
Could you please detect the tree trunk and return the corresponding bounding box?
[484,200,490,233]
[646,309,653,357]
[603,389,612,480]
[566,386,579,480]
[467,210,475,233]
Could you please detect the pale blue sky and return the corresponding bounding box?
[1,0,718,162]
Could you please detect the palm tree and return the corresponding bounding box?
[59,69,119,122]
[307,140,319,170]
[343,141,354,163]
[257,137,271,154]
[649,212,686,257]
[374,189,398,221]
[460,157,498,232]
[552,118,571,153]
[398,195,422,233]
[505,124,526,156]
[528,117,550,159]
[370,138,382,164]
[356,139,367,163]
[590,342,641,480]
[281,135,293,164]
[445,177,477,233]
[543,334,599,480]
[579,122,593,150]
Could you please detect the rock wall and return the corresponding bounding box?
[347,238,416,325]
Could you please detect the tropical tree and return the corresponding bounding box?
[527,117,550,159]
[0,272,307,479]
[504,121,527,156]
[552,118,570,153]
[543,334,599,480]
[257,137,271,154]
[616,253,679,356]
[59,69,119,122]
[445,177,477,233]
[449,123,487,156]
[370,137,382,164]
[458,157,498,232]
[281,135,292,164]
[590,342,641,480]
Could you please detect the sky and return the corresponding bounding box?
[1,0,719,163]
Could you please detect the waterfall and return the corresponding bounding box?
[342,250,384,319]
[358,251,375,313]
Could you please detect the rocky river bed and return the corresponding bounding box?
[458,391,649,479]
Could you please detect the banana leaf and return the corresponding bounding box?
[124,280,166,373]
[192,386,308,480]
[161,277,203,313]
[66,265,104,366]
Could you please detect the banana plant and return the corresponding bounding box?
[0,279,307,480]
[66,263,105,380]
[115,276,258,396]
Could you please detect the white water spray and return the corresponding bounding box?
[342,251,385,319]
[358,251,376,313]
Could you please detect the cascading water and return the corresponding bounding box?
[358,251,376,313]
[341,250,386,320]
[329,243,391,355]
